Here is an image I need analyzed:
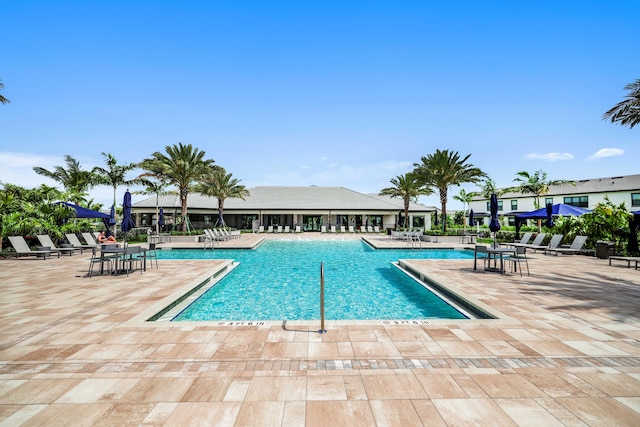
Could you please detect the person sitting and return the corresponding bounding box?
[97,231,118,244]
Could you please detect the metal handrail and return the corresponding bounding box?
[318,262,327,334]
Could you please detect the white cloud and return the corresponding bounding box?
[380,160,412,170]
[587,148,624,160]
[525,152,574,162]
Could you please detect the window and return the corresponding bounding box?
[564,196,588,208]
[632,193,640,207]
[545,197,553,206]
[486,201,504,211]
[511,200,518,211]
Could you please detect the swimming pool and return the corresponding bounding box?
[157,240,475,321]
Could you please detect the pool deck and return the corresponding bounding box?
[1,232,639,426]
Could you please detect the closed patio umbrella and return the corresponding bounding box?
[515,217,522,240]
[545,202,554,228]
[121,190,135,233]
[489,194,500,246]
[469,209,474,227]
[158,207,164,232]
[108,205,116,237]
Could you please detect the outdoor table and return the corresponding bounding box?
[99,246,125,275]
[486,247,516,274]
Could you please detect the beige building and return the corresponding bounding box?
[132,186,437,232]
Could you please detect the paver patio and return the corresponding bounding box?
[1,233,639,426]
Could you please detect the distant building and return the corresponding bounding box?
[469,174,640,225]
[132,186,437,231]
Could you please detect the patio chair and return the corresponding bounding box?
[330,225,336,233]
[87,246,114,277]
[121,245,143,275]
[367,226,374,233]
[474,245,490,272]
[527,234,564,253]
[506,246,529,276]
[517,233,547,250]
[545,236,588,256]
[284,225,291,233]
[276,225,283,233]
[258,225,264,233]
[65,233,97,254]
[360,226,367,233]
[340,226,346,233]
[320,226,327,233]
[36,234,78,256]
[267,225,274,233]
[295,225,301,233]
[374,226,380,233]
[146,242,158,268]
[7,236,56,260]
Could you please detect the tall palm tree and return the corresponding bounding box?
[92,152,139,235]
[603,78,640,129]
[413,149,486,232]
[33,155,96,197]
[0,79,10,105]
[139,143,215,232]
[194,168,249,228]
[510,170,575,232]
[379,173,432,229]
[134,178,174,233]
[453,188,477,231]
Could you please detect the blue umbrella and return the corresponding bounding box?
[121,190,135,233]
[109,205,116,226]
[517,203,590,219]
[158,207,165,226]
[545,202,554,228]
[489,194,500,232]
[469,209,474,227]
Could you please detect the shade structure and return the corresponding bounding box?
[121,190,136,233]
[516,203,591,220]
[489,194,500,233]
[55,202,111,230]
[545,202,554,228]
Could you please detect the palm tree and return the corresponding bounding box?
[479,177,506,199]
[603,78,640,129]
[92,152,139,235]
[139,143,215,232]
[134,178,174,233]
[194,168,249,228]
[379,173,432,229]
[33,155,96,197]
[510,170,575,232]
[413,149,486,232]
[453,188,477,231]
[0,79,10,105]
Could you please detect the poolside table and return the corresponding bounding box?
[486,247,516,274]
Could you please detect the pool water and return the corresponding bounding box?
[158,240,474,321]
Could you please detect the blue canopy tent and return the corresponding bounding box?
[516,203,590,220]
[55,202,111,230]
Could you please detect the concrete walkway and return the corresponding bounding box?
[1,233,639,425]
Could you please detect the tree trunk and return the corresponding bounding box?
[440,188,448,233]
[181,195,188,233]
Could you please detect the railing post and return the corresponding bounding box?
[318,262,327,334]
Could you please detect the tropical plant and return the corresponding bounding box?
[33,155,96,198]
[92,152,139,235]
[479,177,506,198]
[413,149,486,232]
[580,198,630,254]
[139,143,216,232]
[194,168,249,228]
[0,79,9,105]
[603,78,640,129]
[134,178,175,233]
[379,172,432,229]
[453,188,477,231]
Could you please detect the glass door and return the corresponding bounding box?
[303,215,322,231]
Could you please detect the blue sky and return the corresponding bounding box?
[1,1,638,209]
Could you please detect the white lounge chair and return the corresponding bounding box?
[330,225,336,233]
[267,225,274,233]
[367,226,373,233]
[37,234,78,256]
[82,232,99,246]
[515,233,546,250]
[360,226,366,233]
[374,226,380,233]
[276,225,283,233]
[295,225,301,233]
[348,226,355,233]
[340,226,346,233]
[284,225,290,233]
[65,233,97,253]
[8,236,56,260]
[320,226,327,233]
[545,236,587,256]
[258,225,264,233]
[506,232,533,247]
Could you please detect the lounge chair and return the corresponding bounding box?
[374,226,380,233]
[65,233,97,254]
[527,234,563,253]
[36,234,79,256]
[360,226,366,233]
[545,236,588,256]
[295,225,301,233]
[515,233,546,250]
[507,232,533,247]
[276,225,283,233]
[267,225,274,233]
[284,225,291,233]
[340,226,346,233]
[82,232,99,246]
[367,226,374,233]
[608,256,640,269]
[258,225,264,233]
[348,226,355,233]
[7,236,56,260]
[330,225,336,233]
